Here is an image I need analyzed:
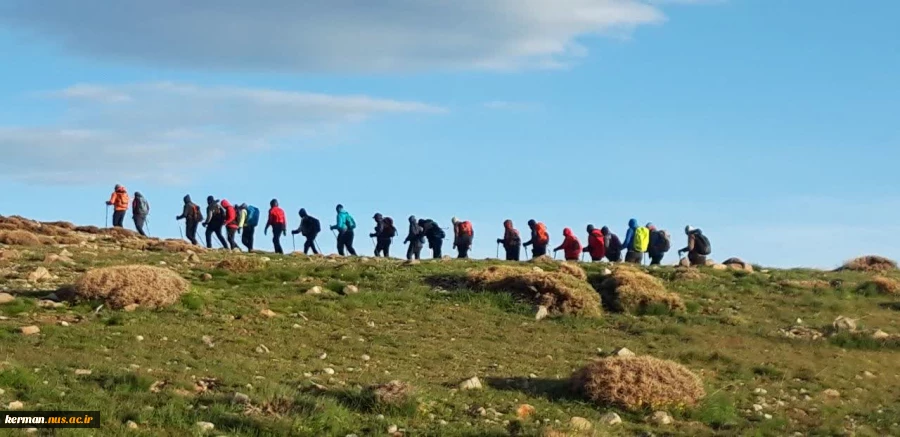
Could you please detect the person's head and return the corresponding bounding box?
[270,199,278,208]
[207,195,215,204]
[134,191,142,198]
[504,219,513,229]
[527,219,536,228]
[586,224,595,233]
[299,208,307,217]
[685,225,695,235]
[336,204,344,213]
[601,226,610,236]
[628,218,638,228]
[563,227,573,237]
[240,203,247,210]
[373,213,383,222]
[114,184,122,191]
[418,219,426,227]
[646,222,656,231]
[408,215,417,224]
[451,217,459,225]
[183,195,191,204]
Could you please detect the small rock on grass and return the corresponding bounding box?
[20,326,40,336]
[650,411,673,425]
[823,389,841,399]
[232,392,251,405]
[342,285,359,295]
[8,401,24,410]
[534,305,549,321]
[571,416,594,430]
[59,321,69,327]
[0,293,15,304]
[613,347,635,357]
[459,376,482,390]
[599,412,622,426]
[195,422,215,432]
[123,303,139,312]
[361,354,371,361]
[306,286,324,295]
[125,420,139,430]
[260,309,277,318]
[200,273,213,281]
[516,404,536,419]
[74,369,92,376]
[323,368,336,375]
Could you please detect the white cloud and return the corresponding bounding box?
[0,0,713,72]
[0,83,443,185]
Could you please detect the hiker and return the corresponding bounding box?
[329,204,357,256]
[601,226,623,262]
[175,195,203,245]
[202,196,228,249]
[106,184,129,228]
[451,217,474,258]
[523,220,550,258]
[238,203,260,252]
[421,218,446,259]
[221,199,240,251]
[292,209,321,255]
[679,226,711,266]
[647,223,670,265]
[583,225,606,262]
[132,192,149,236]
[622,219,645,264]
[264,199,287,254]
[553,228,582,261]
[496,219,521,261]
[370,213,395,257]
[404,216,424,260]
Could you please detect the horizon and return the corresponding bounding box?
[0,0,897,269]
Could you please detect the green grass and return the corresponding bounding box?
[0,244,898,436]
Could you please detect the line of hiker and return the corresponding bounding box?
[105,185,712,265]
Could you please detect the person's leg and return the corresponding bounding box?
[414,243,422,260]
[384,241,391,258]
[113,211,125,227]
[406,243,414,260]
[272,224,283,254]
[311,234,320,254]
[241,227,251,251]
[227,228,238,250]
[186,221,198,245]
[133,216,146,236]
[337,232,346,256]
[650,253,663,265]
[205,225,214,248]
[346,230,357,256]
[433,239,443,259]
[510,246,521,261]
[533,245,546,258]
[214,224,228,248]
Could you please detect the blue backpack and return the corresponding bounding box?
[246,206,260,227]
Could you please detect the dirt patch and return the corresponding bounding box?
[594,266,685,314]
[571,356,705,411]
[0,230,42,246]
[860,276,900,295]
[780,325,824,341]
[467,265,602,317]
[216,257,264,273]
[366,380,413,407]
[839,256,897,273]
[778,280,831,290]
[72,265,189,309]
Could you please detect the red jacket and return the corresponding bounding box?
[222,200,238,229]
[267,207,286,227]
[555,228,582,260]
[586,229,606,260]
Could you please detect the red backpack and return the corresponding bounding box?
[535,223,549,245]
[458,221,473,237]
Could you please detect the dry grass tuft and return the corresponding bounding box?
[674,267,704,282]
[0,230,42,246]
[53,235,85,245]
[860,276,900,295]
[72,265,189,309]
[595,266,685,314]
[216,257,264,273]
[467,265,602,317]
[119,239,150,251]
[147,239,202,253]
[529,255,555,264]
[105,227,140,240]
[571,356,705,411]
[779,280,830,290]
[38,235,56,245]
[558,262,587,281]
[74,225,102,234]
[840,255,897,273]
[42,221,75,231]
[0,249,21,262]
[366,380,413,407]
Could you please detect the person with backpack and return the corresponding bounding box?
[451,217,474,258]
[647,223,670,265]
[553,228,582,261]
[202,196,228,249]
[404,215,424,260]
[679,226,711,266]
[176,195,203,245]
[329,204,358,256]
[263,199,287,254]
[496,219,521,261]
[221,199,240,251]
[131,191,150,236]
[622,218,648,264]
[370,213,395,257]
[105,184,129,228]
[421,218,446,259]
[523,219,550,258]
[601,226,623,262]
[582,224,606,262]
[292,208,321,255]
[238,203,260,251]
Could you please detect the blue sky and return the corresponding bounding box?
[0,0,897,268]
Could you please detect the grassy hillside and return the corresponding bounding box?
[0,219,899,436]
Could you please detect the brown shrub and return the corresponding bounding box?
[147,239,203,253]
[38,236,56,245]
[779,280,830,290]
[119,239,150,251]
[467,265,602,317]
[216,257,264,273]
[72,265,189,309]
[840,256,897,273]
[0,230,42,246]
[529,255,555,264]
[571,356,705,410]
[860,276,900,295]
[42,221,75,231]
[74,225,102,234]
[105,227,140,240]
[558,262,587,281]
[366,380,413,407]
[0,249,21,262]
[595,266,685,314]
[54,235,85,245]
[674,267,704,282]
[0,223,18,232]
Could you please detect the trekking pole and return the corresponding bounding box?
[581,252,585,262]
[496,242,500,259]
[146,216,151,236]
[105,205,109,228]
[178,224,184,240]
[292,234,296,252]
[314,239,322,254]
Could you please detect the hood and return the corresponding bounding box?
[646,222,656,231]
[628,218,638,229]
[116,186,127,193]
[299,208,307,217]
[239,203,248,209]
[207,196,215,204]
[586,224,595,233]
[601,226,610,236]
[527,219,536,228]
[183,195,191,204]
[134,192,143,198]
[408,215,417,224]
[504,219,514,230]
[373,213,383,221]
[563,228,574,238]
[221,200,232,208]
[451,217,459,225]
[336,204,344,213]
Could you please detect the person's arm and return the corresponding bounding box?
[238,210,246,228]
[264,210,272,234]
[679,235,693,254]
[106,192,115,206]
[280,210,287,235]
[292,217,303,235]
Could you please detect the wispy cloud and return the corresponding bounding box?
[0,0,715,73]
[0,83,443,185]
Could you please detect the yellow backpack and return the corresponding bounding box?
[633,227,650,253]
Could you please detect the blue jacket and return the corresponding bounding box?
[622,218,638,251]
[331,209,355,232]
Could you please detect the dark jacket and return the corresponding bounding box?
[422,219,445,242]
[404,216,424,245]
[497,220,521,249]
[177,195,203,223]
[297,214,320,237]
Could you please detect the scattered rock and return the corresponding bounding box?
[764,413,773,420]
[260,309,277,318]
[59,249,73,257]
[387,425,398,434]
[123,303,139,312]
[754,388,768,395]
[753,404,764,412]
[823,389,841,399]
[613,347,636,357]
[255,344,270,354]
[780,325,824,341]
[534,305,549,321]
[404,260,420,266]
[361,354,371,361]
[0,293,15,304]
[872,330,891,340]
[832,316,857,333]
[195,422,215,432]
[186,253,201,263]
[572,416,595,430]
[8,401,24,410]
[126,420,139,430]
[323,368,336,375]
[306,286,324,295]
[202,336,215,348]
[232,392,251,405]
[711,264,728,271]
[602,268,613,276]
[74,369,92,376]
[342,285,359,295]
[260,257,271,263]
[650,411,673,425]
[319,353,328,360]
[516,404,536,419]
[59,321,69,327]
[28,267,52,283]
[863,371,876,378]
[459,376,483,390]
[20,326,40,336]
[200,273,213,281]
[135,335,144,342]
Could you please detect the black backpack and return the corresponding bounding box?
[694,233,711,255]
[426,221,445,240]
[383,217,397,238]
[652,230,671,253]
